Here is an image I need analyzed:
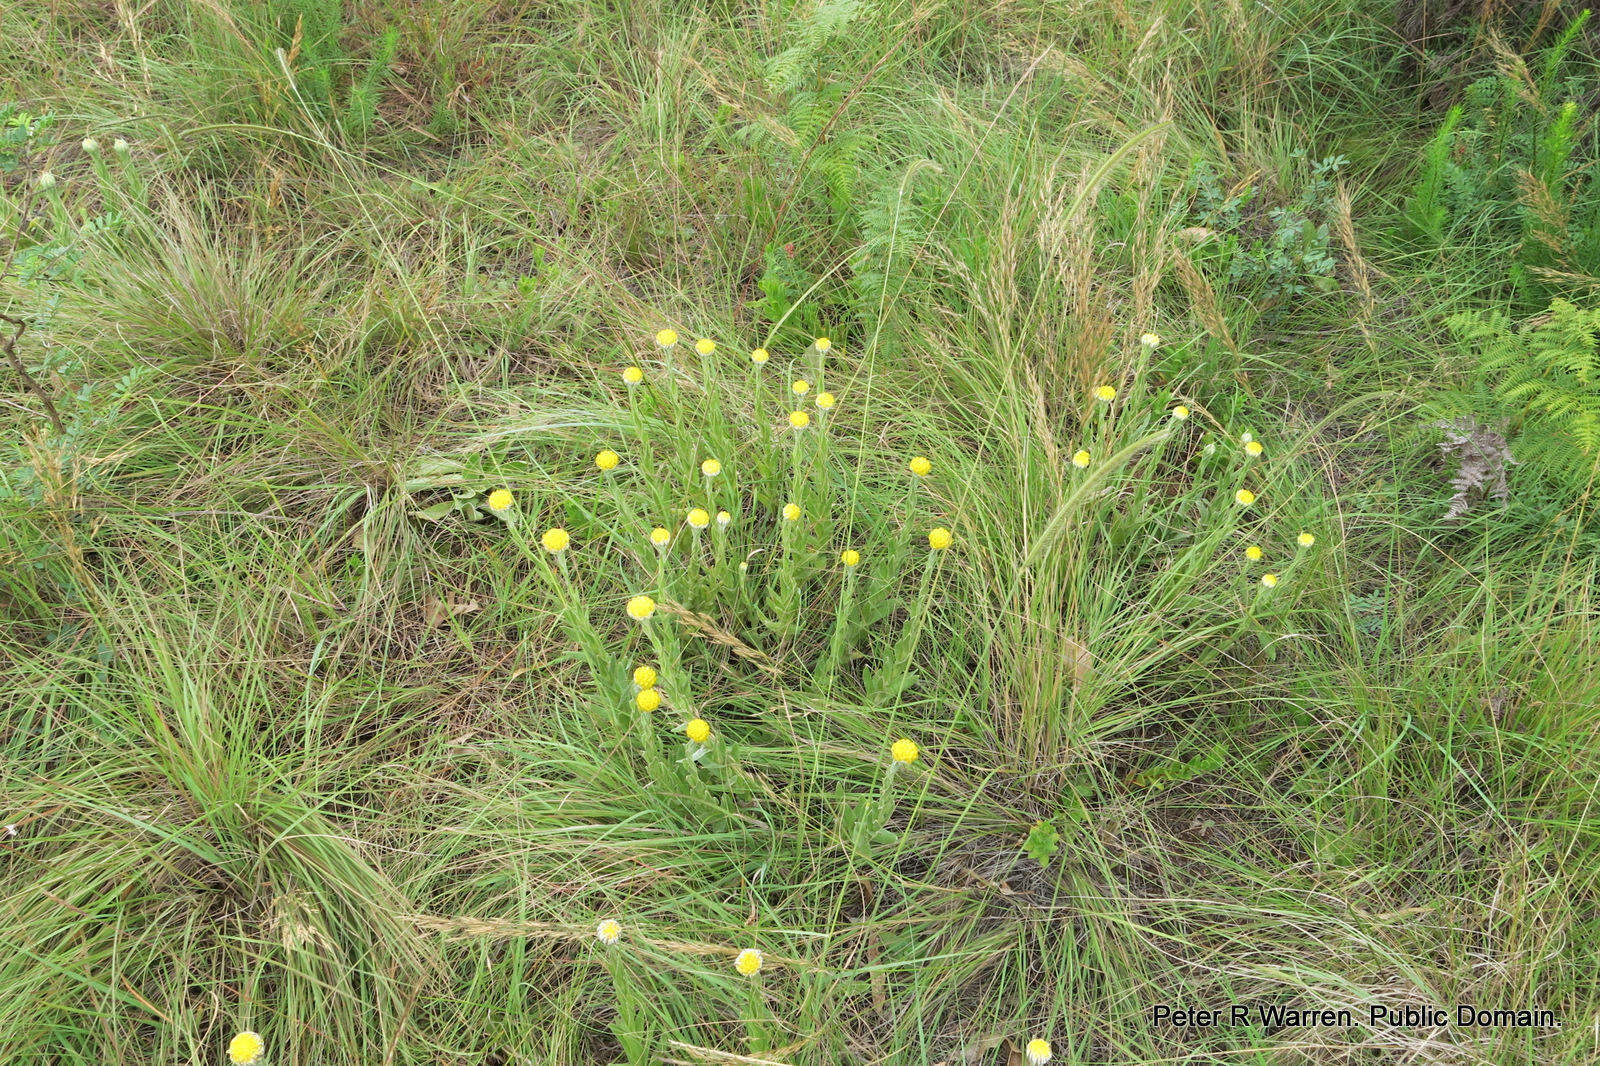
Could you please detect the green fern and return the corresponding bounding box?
[1447,299,1600,476]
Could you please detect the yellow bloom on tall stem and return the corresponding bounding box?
[1025,1038,1053,1065]
[685,718,711,743]
[815,391,835,409]
[750,348,769,364]
[716,510,732,527]
[541,527,571,553]
[487,489,514,512]
[928,527,953,550]
[789,410,810,429]
[891,738,919,763]
[1297,532,1316,548]
[596,449,620,470]
[814,337,831,352]
[695,338,716,356]
[228,1032,265,1065]
[1072,450,1090,468]
[1244,544,1262,561]
[841,549,860,567]
[1140,332,1161,349]
[622,365,643,385]
[596,919,622,944]
[687,508,710,529]
[636,688,661,712]
[655,329,678,348]
[908,456,932,477]
[650,527,671,547]
[1260,573,1279,588]
[626,595,656,621]
[782,503,801,522]
[791,379,810,395]
[1171,405,1190,420]
[701,458,722,477]
[633,665,658,689]
[1235,489,1256,506]
[1245,440,1264,457]
[734,948,764,975]
[1094,385,1117,402]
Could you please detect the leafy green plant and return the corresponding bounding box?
[262,0,399,139]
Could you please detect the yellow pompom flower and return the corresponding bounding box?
[633,665,658,689]
[1094,385,1117,402]
[1072,450,1090,468]
[1140,333,1162,349]
[622,365,643,385]
[841,549,861,567]
[734,948,764,975]
[928,527,953,550]
[541,527,571,553]
[1235,489,1256,506]
[636,688,662,712]
[596,918,622,944]
[695,338,716,356]
[701,458,722,477]
[1297,532,1315,548]
[596,449,621,471]
[814,337,832,352]
[750,348,770,364]
[626,595,656,621]
[486,489,514,512]
[1244,544,1263,561]
[685,718,711,743]
[1025,1038,1053,1065]
[789,410,811,429]
[891,738,919,763]
[908,456,932,477]
[1245,440,1264,457]
[1171,405,1190,420]
[655,329,678,348]
[791,379,810,395]
[228,1032,265,1065]
[782,503,801,522]
[815,391,835,409]
[650,527,671,547]
[687,508,710,530]
[716,510,732,527]
[1260,573,1279,588]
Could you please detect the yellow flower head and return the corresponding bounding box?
[596,918,622,944]
[908,456,932,477]
[716,510,732,527]
[701,458,722,477]
[789,410,811,429]
[626,595,656,621]
[814,337,832,352]
[636,687,662,712]
[1171,405,1190,420]
[891,738,919,763]
[687,508,710,530]
[1140,333,1162,349]
[782,503,801,522]
[655,329,678,348]
[541,527,571,553]
[622,365,644,385]
[228,1032,264,1065]
[841,549,861,567]
[695,338,716,356]
[1245,440,1264,457]
[1244,544,1262,561]
[633,665,657,689]
[596,449,621,471]
[1297,532,1315,548]
[1094,385,1117,403]
[734,948,764,975]
[1235,489,1256,506]
[1072,450,1090,468]
[1025,1038,1053,1065]
[1260,573,1279,588]
[650,527,671,547]
[487,489,514,512]
[928,527,953,550]
[791,379,810,395]
[750,348,770,364]
[815,391,836,409]
[685,718,711,743]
